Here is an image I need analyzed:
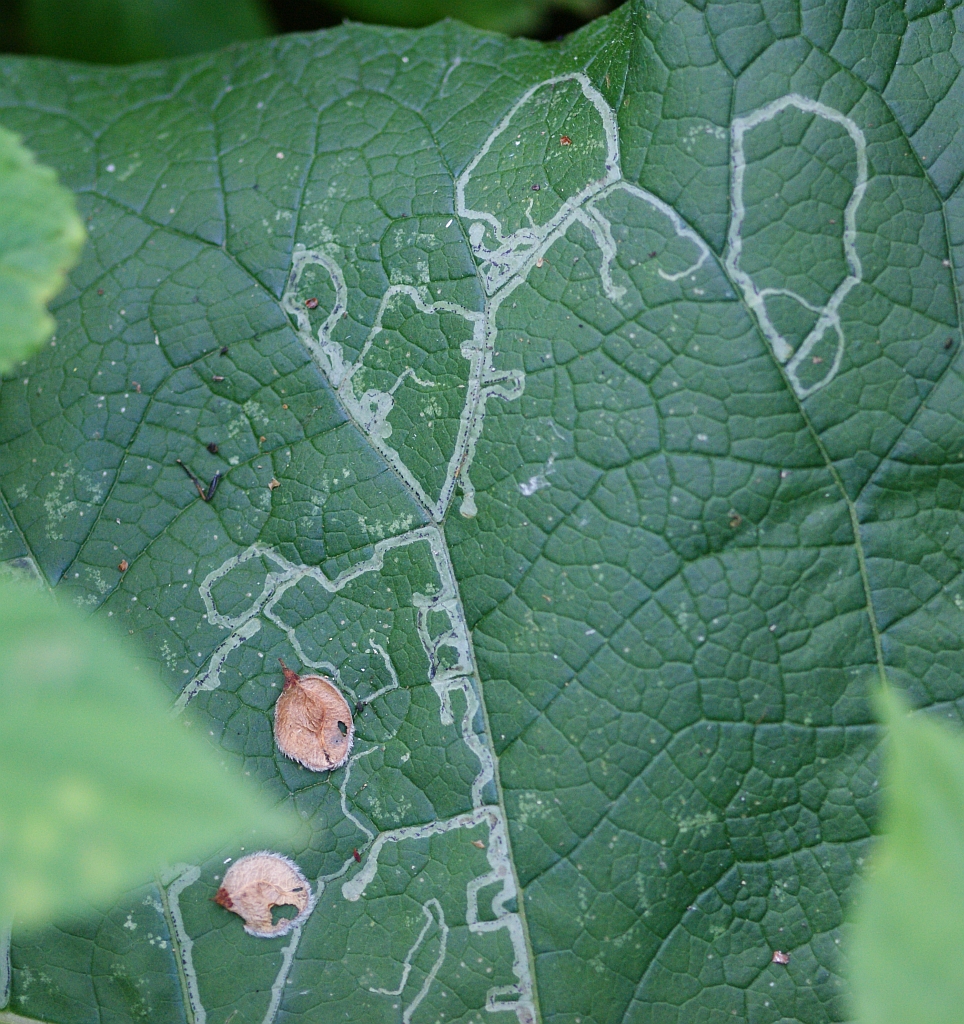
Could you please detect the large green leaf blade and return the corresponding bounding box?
[0,3,962,1023]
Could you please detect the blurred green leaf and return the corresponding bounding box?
[325,0,603,34]
[328,0,545,33]
[21,0,274,64]
[0,127,84,376]
[0,575,298,926]
[851,688,964,1024]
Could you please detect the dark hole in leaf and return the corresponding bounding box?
[270,904,296,927]
[337,720,348,736]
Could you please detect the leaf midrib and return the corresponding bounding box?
[71,66,546,1024]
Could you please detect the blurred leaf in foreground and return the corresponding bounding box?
[850,688,964,1024]
[0,575,299,926]
[0,126,84,375]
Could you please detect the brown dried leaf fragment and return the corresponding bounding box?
[268,478,281,491]
[771,950,790,965]
[213,851,311,937]
[274,660,354,771]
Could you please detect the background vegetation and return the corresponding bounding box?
[0,0,619,64]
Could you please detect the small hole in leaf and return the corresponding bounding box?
[338,720,348,736]
[271,904,296,927]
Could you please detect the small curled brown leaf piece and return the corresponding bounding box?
[274,660,354,771]
[213,852,311,937]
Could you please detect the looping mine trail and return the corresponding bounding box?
[158,73,862,1024]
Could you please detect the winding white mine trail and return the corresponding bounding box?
[161,72,862,1024]
[725,94,866,398]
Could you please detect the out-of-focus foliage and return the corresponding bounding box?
[0,574,300,925]
[12,0,274,65]
[0,0,614,64]
[326,0,605,35]
[0,127,84,373]
[850,689,964,1024]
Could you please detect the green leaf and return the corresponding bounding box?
[0,574,299,927]
[0,126,84,375]
[18,0,274,65]
[850,689,964,1024]
[0,2,962,1022]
